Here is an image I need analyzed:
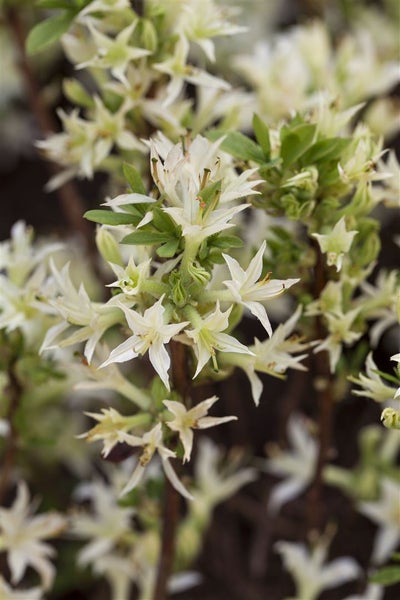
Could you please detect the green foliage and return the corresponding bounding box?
[207,129,265,163]
[371,554,400,586]
[123,162,147,195]
[84,210,137,226]
[26,10,75,55]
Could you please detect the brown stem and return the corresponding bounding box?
[5,8,95,249]
[307,242,334,532]
[0,359,23,504]
[152,341,189,600]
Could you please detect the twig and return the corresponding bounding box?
[307,242,334,532]
[152,341,189,600]
[0,358,23,504]
[5,8,95,249]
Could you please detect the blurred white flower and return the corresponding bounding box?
[358,478,400,564]
[275,537,361,600]
[164,395,236,462]
[0,482,66,590]
[264,415,318,514]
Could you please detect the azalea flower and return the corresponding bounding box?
[79,407,151,458]
[313,308,362,372]
[119,423,193,499]
[40,261,122,363]
[220,305,309,405]
[358,477,400,564]
[163,396,237,462]
[263,415,318,514]
[77,22,151,87]
[100,297,188,390]
[222,241,299,335]
[184,302,254,377]
[312,217,358,272]
[275,537,361,600]
[0,481,66,590]
[345,583,384,600]
[70,479,135,566]
[106,255,151,296]
[153,35,230,106]
[349,352,398,402]
[0,576,42,600]
[191,438,256,524]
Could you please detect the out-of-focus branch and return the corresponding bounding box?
[5,8,95,250]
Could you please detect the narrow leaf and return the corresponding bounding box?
[84,210,136,226]
[280,124,317,167]
[156,238,180,257]
[121,231,171,245]
[370,566,400,586]
[253,114,271,159]
[123,163,147,195]
[208,130,264,163]
[26,11,74,55]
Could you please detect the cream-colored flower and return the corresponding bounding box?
[164,396,236,462]
[0,482,66,590]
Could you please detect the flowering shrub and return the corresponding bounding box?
[0,0,399,598]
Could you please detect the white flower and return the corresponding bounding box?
[0,576,42,600]
[222,241,299,335]
[191,438,256,523]
[349,352,398,402]
[275,538,361,600]
[120,423,193,499]
[264,415,318,514]
[358,478,400,564]
[78,0,130,18]
[313,308,362,372]
[0,482,66,590]
[163,396,237,462]
[391,353,400,399]
[40,261,121,363]
[77,22,151,87]
[106,255,151,296]
[184,302,254,378]
[70,479,135,566]
[312,217,358,272]
[175,0,246,61]
[100,297,188,390]
[153,35,230,106]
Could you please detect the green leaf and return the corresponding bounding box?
[123,163,147,195]
[280,124,317,167]
[253,114,271,159]
[26,11,74,55]
[207,130,265,163]
[156,238,180,257]
[198,180,222,206]
[301,137,352,164]
[152,207,176,233]
[370,565,400,586]
[84,210,136,226]
[63,79,94,109]
[121,231,171,245]
[210,234,244,249]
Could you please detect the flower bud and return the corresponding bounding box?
[96,227,123,266]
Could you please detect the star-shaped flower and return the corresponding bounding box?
[184,302,254,377]
[0,482,67,590]
[78,22,151,87]
[163,396,237,462]
[358,477,400,564]
[100,297,188,390]
[120,423,192,499]
[264,415,318,514]
[312,217,358,272]
[275,537,361,600]
[222,241,299,336]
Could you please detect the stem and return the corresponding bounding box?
[152,340,189,600]
[0,359,23,504]
[307,241,334,532]
[5,8,94,249]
